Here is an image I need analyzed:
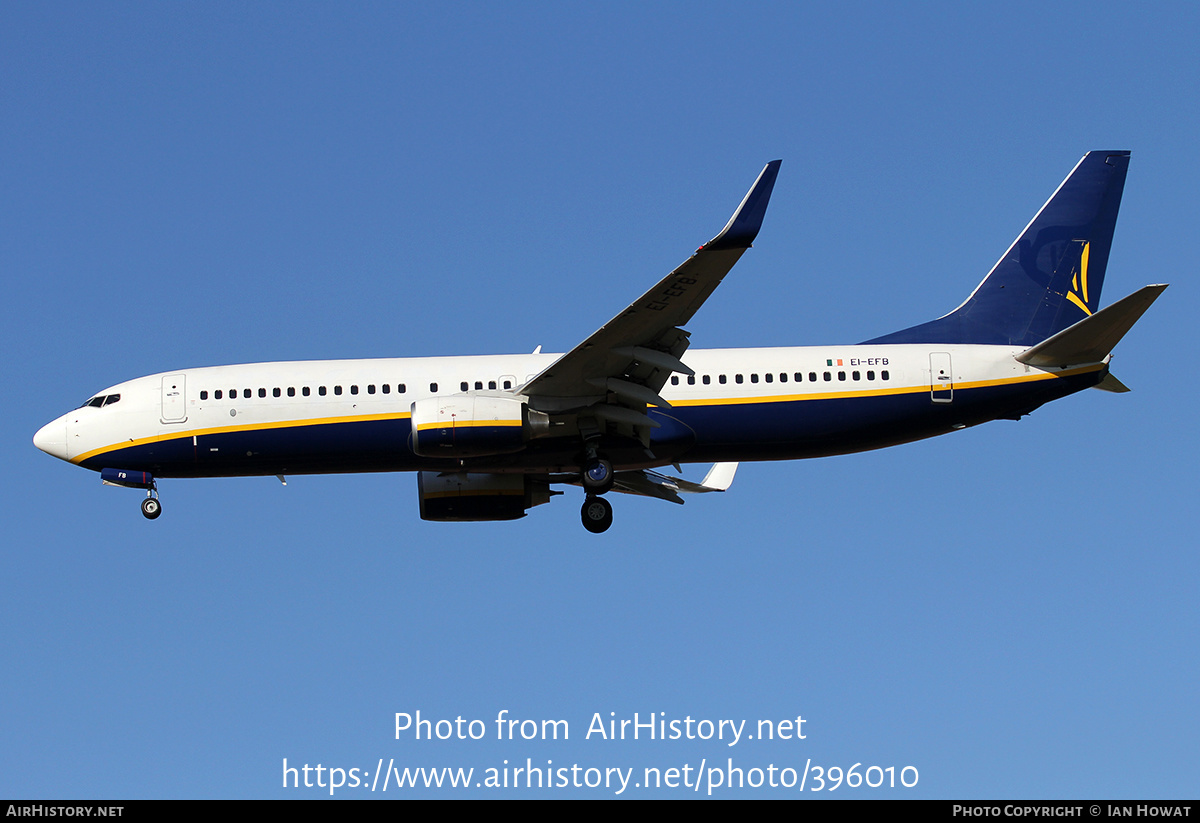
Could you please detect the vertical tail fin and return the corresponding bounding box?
[866,151,1130,346]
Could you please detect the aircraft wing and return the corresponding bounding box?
[519,161,781,422]
[560,463,740,504]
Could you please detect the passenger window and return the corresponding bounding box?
[882,370,890,380]
[474,381,483,390]
[671,376,679,385]
[702,375,710,385]
[488,381,497,390]
[838,372,846,381]
[852,371,860,381]
[867,371,875,381]
[259,388,266,398]
[319,386,327,396]
[823,372,831,382]
[735,374,743,384]
[430,383,438,393]
[750,374,759,383]
[764,373,773,383]
[381,384,389,394]
[303,386,311,396]
[460,382,469,392]
[502,380,511,390]
[244,388,251,398]
[779,373,787,383]
[809,372,817,382]
[230,389,238,399]
[215,390,223,399]
[200,390,208,400]
[350,385,358,395]
[273,388,282,397]
[794,373,803,382]
[368,384,376,395]
[288,387,296,397]
[398,383,406,393]
[687,375,695,385]
[719,375,727,384]
[334,386,342,396]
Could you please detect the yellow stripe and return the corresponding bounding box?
[71,411,412,465]
[667,364,1103,407]
[414,419,522,432]
[422,489,524,499]
[73,364,1104,464]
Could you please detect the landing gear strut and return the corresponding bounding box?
[581,495,613,534]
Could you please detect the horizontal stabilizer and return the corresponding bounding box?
[1015,284,1167,368]
[1093,373,1131,393]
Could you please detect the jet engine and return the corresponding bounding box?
[410,395,549,458]
[417,472,554,522]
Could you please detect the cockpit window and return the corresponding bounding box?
[80,394,120,408]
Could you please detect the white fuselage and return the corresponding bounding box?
[35,344,1096,475]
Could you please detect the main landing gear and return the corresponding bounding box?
[581,458,613,494]
[579,453,615,533]
[581,495,613,534]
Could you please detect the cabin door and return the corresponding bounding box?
[930,353,953,404]
[161,374,187,422]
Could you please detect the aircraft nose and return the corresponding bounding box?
[33,419,69,461]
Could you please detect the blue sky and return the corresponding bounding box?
[3,2,1196,798]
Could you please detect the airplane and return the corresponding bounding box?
[33,152,1166,533]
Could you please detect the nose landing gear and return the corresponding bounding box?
[140,493,162,520]
[100,468,163,520]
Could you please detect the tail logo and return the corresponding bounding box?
[1065,240,1094,316]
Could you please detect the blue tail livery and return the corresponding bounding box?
[866,151,1131,346]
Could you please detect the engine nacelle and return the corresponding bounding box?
[411,395,548,458]
[417,472,554,522]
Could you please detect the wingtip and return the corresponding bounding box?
[705,160,782,251]
[700,462,738,491]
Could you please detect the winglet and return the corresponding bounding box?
[699,462,738,491]
[705,160,782,251]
